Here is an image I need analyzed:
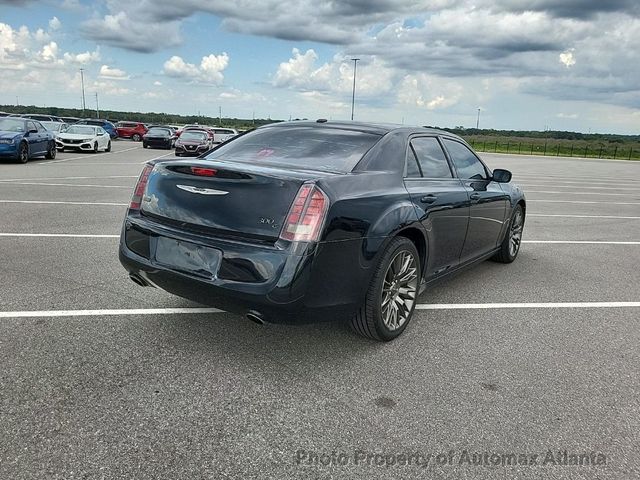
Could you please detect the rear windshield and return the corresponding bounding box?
[205,126,381,172]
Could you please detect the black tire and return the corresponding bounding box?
[132,134,141,142]
[45,141,57,159]
[491,204,525,263]
[350,237,421,341]
[92,142,98,153]
[142,142,148,149]
[106,141,111,152]
[17,142,29,163]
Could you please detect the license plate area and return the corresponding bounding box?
[154,236,221,279]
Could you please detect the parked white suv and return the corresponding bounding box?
[212,128,238,144]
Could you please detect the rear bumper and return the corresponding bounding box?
[119,214,371,323]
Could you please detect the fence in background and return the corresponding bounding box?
[467,139,639,161]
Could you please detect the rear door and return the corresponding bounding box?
[34,121,49,153]
[403,136,470,278]
[25,121,45,153]
[441,138,508,263]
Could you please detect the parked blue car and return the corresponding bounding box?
[74,119,118,139]
[0,117,57,163]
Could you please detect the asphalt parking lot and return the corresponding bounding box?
[1,141,638,479]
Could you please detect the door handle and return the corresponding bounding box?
[469,193,481,200]
[420,195,437,204]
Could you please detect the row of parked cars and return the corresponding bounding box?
[0,111,240,162]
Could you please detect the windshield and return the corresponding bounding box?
[180,131,207,141]
[0,118,26,132]
[42,122,64,132]
[65,125,96,135]
[205,126,381,172]
[148,128,170,136]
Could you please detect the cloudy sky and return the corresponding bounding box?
[1,0,639,133]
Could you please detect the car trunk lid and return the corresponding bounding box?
[141,159,335,241]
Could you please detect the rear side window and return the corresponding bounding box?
[206,127,381,172]
[442,139,488,180]
[410,137,452,178]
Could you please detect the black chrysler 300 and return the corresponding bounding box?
[120,121,525,341]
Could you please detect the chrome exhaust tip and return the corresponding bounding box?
[246,311,265,325]
[129,273,149,287]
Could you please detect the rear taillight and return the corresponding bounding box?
[280,184,329,242]
[129,164,154,210]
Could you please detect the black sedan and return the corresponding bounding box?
[142,127,176,149]
[120,121,525,341]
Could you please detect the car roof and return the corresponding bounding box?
[262,120,458,138]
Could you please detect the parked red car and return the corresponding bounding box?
[116,121,148,142]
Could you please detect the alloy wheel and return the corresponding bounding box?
[509,208,524,257]
[19,144,28,163]
[381,250,418,331]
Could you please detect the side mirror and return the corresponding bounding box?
[492,168,512,183]
[29,128,38,134]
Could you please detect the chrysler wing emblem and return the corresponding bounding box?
[176,184,229,195]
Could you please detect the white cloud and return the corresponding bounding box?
[38,41,59,63]
[62,48,101,65]
[559,49,576,67]
[556,113,579,119]
[163,53,229,84]
[99,64,129,79]
[34,28,50,43]
[397,74,463,110]
[273,49,395,97]
[49,17,61,31]
[153,80,162,86]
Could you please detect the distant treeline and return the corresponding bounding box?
[433,126,640,144]
[2,105,637,141]
[0,104,281,129]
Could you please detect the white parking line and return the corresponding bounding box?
[526,190,633,196]
[0,307,224,318]
[0,234,636,244]
[532,200,640,205]
[518,183,639,191]
[415,302,640,310]
[0,175,137,183]
[0,302,637,319]
[140,151,176,163]
[511,172,640,181]
[3,182,130,189]
[523,240,640,245]
[0,200,127,206]
[0,233,119,238]
[45,145,141,164]
[529,214,640,219]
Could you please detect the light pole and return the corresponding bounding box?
[80,68,86,115]
[476,108,481,129]
[350,58,360,121]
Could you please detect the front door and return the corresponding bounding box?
[441,138,508,264]
[403,136,470,278]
